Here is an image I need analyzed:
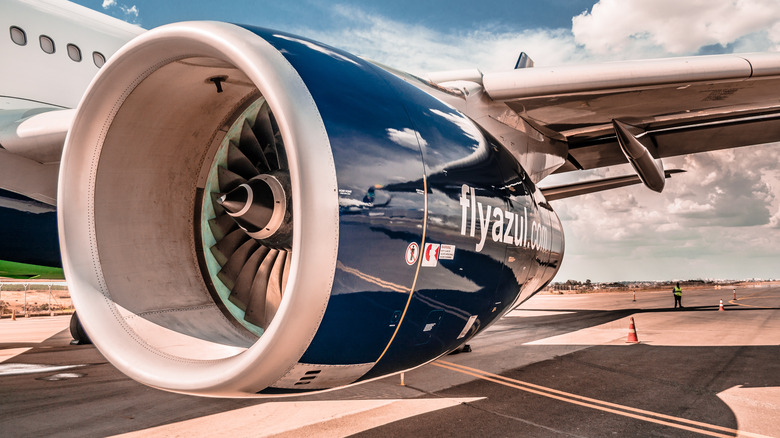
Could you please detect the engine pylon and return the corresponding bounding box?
[626,317,639,343]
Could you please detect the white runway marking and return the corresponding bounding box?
[0,363,84,376]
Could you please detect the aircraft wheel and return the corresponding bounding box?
[69,312,91,345]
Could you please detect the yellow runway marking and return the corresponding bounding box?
[730,290,780,308]
[434,360,772,438]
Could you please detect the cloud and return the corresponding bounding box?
[298,2,780,281]
[273,34,362,66]
[302,0,780,75]
[668,150,778,227]
[770,211,780,229]
[602,194,638,213]
[429,108,482,145]
[386,128,427,149]
[296,6,585,74]
[122,5,139,18]
[666,198,713,216]
[553,143,780,280]
[572,0,780,56]
[101,0,140,24]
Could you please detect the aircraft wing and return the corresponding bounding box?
[0,98,73,205]
[480,53,780,174]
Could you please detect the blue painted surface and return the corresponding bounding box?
[0,189,61,268]
[244,27,427,365]
[241,27,563,378]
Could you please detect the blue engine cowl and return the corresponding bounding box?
[58,22,563,397]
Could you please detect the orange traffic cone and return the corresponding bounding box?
[11,310,15,321]
[719,300,725,311]
[626,317,639,343]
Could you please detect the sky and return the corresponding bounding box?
[72,0,780,282]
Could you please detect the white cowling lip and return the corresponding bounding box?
[58,22,339,396]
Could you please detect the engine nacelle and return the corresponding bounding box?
[59,22,563,397]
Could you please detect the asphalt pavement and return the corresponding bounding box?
[1,286,778,437]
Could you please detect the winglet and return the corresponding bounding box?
[514,52,534,69]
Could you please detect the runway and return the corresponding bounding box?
[1,286,779,437]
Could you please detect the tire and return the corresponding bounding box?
[69,312,92,345]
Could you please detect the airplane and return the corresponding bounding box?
[1,0,778,397]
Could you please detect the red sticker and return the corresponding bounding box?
[422,243,440,267]
[405,242,419,265]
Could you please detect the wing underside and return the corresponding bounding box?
[480,53,780,175]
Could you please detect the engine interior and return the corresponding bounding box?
[94,56,261,359]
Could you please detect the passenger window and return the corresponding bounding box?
[67,44,82,62]
[93,51,106,68]
[10,26,27,46]
[39,35,55,54]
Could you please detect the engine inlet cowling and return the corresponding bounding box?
[59,22,338,396]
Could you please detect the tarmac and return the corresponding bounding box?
[1,286,778,437]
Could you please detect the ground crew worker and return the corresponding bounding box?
[673,282,683,309]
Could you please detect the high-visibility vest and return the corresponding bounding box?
[673,286,682,296]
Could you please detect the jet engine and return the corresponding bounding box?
[59,22,563,396]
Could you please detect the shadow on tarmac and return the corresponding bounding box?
[2,302,779,437]
[358,342,780,437]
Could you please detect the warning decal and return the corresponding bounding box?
[405,242,419,265]
[439,244,455,260]
[422,243,440,267]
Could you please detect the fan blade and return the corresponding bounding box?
[210,228,249,266]
[253,105,280,169]
[273,134,288,171]
[281,251,291,294]
[218,166,246,193]
[243,248,279,328]
[228,245,269,310]
[208,214,237,241]
[267,113,284,170]
[240,119,270,173]
[217,239,260,290]
[227,141,260,179]
[253,104,275,147]
[264,250,287,325]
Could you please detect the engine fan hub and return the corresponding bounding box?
[219,174,289,242]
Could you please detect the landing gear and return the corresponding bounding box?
[448,344,472,355]
[69,312,91,345]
